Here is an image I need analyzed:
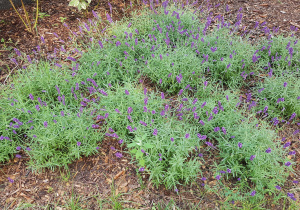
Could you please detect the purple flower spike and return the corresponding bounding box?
[139,167,145,172]
[283,82,287,87]
[115,152,123,158]
[8,177,14,183]
[265,148,271,153]
[238,142,242,148]
[250,190,256,196]
[185,133,190,139]
[178,89,183,95]
[44,121,48,128]
[285,162,291,166]
[170,137,174,142]
[275,185,281,190]
[216,175,221,180]
[35,105,40,111]
[214,127,220,132]
[29,94,34,100]
[127,107,133,114]
[77,142,81,146]
[250,155,255,161]
[125,90,129,95]
[153,129,158,136]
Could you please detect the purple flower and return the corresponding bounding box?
[221,127,227,135]
[283,82,287,87]
[139,167,145,172]
[77,141,81,146]
[216,175,221,180]
[289,112,296,121]
[125,90,129,95]
[16,146,21,150]
[287,193,296,200]
[26,147,31,151]
[170,137,174,142]
[44,121,48,128]
[29,94,34,100]
[153,129,158,136]
[35,105,40,111]
[127,107,133,115]
[201,102,206,108]
[178,89,183,95]
[275,185,281,190]
[8,177,14,183]
[16,154,21,158]
[214,127,220,132]
[238,142,242,148]
[283,142,291,148]
[115,152,123,158]
[161,92,165,99]
[237,178,241,181]
[205,142,216,148]
[201,177,207,181]
[289,151,296,155]
[250,190,256,196]
[106,13,113,23]
[285,162,291,166]
[265,148,271,153]
[250,155,255,161]
[227,168,232,173]
[185,133,190,139]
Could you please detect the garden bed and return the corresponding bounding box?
[0,0,299,209]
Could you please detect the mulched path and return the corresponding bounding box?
[0,0,299,209]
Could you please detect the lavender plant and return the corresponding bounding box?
[0,0,297,206]
[256,35,300,76]
[254,72,300,120]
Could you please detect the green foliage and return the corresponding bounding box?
[256,35,300,75]
[254,72,300,119]
[69,0,92,12]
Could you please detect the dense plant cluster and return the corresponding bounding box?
[1,1,299,206]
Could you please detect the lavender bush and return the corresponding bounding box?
[0,1,298,207]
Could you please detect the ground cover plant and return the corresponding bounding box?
[0,1,299,208]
